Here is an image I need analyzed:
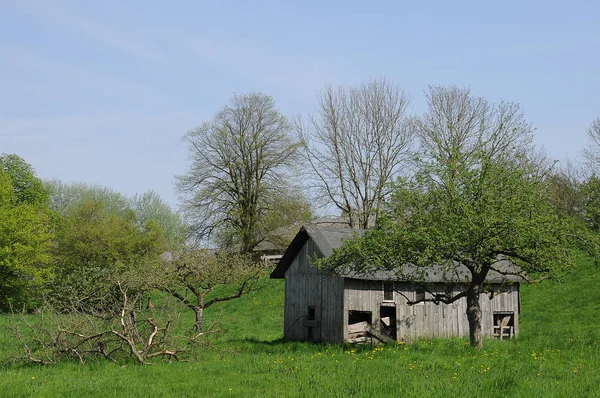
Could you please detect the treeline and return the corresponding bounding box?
[176,81,600,247]
[3,81,600,315]
[0,153,184,312]
[0,153,274,363]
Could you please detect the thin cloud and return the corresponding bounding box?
[6,0,170,65]
[0,45,168,111]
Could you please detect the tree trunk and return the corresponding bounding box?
[194,307,204,334]
[466,284,483,349]
[194,295,205,334]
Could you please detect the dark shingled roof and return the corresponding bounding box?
[270,225,523,283]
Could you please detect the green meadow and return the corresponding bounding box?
[1,254,599,397]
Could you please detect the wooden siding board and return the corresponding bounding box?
[320,275,344,343]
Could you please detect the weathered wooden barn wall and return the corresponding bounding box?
[343,279,519,341]
[283,239,345,343]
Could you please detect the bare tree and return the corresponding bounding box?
[545,159,584,219]
[162,249,264,334]
[416,85,534,174]
[297,78,413,229]
[582,118,600,171]
[177,93,300,253]
[8,268,194,365]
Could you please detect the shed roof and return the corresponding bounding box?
[270,225,522,283]
[270,225,364,278]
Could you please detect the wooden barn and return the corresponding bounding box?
[270,225,521,344]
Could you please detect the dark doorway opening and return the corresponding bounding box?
[380,306,397,340]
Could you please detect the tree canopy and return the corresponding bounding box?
[177,93,302,253]
[50,197,167,313]
[0,153,49,206]
[0,165,54,311]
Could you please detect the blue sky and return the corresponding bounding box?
[1,0,599,208]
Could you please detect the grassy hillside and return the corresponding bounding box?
[1,255,599,397]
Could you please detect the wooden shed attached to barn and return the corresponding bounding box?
[270,225,521,344]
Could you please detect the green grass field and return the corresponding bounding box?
[1,254,599,397]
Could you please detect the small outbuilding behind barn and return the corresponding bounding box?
[271,225,521,344]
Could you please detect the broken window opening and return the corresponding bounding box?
[306,306,318,340]
[308,306,316,320]
[492,312,514,340]
[348,310,371,325]
[347,310,372,344]
[383,282,394,301]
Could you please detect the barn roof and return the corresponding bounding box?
[339,261,523,283]
[270,225,522,283]
[270,225,365,278]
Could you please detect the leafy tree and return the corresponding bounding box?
[177,93,300,253]
[45,180,129,216]
[44,181,185,322]
[320,87,581,348]
[0,153,49,206]
[545,160,584,219]
[9,182,191,364]
[130,190,187,250]
[297,78,413,228]
[50,198,166,313]
[0,174,54,311]
[46,181,186,250]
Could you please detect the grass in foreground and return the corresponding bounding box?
[1,255,599,397]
